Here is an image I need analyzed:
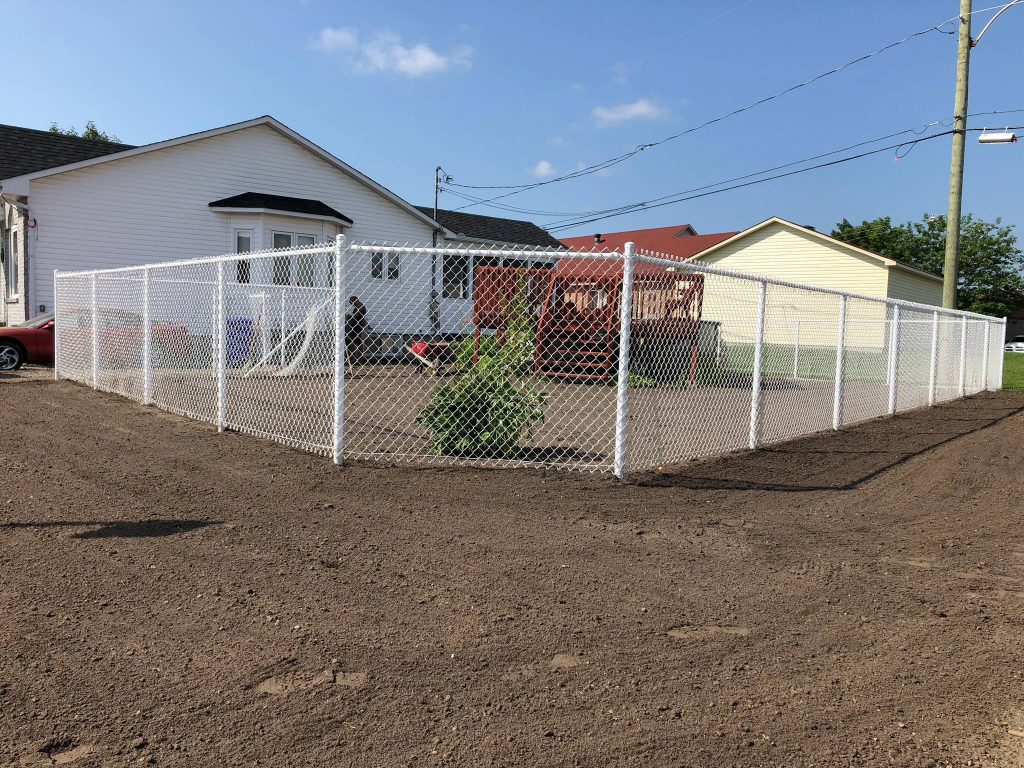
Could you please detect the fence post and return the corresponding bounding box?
[332,234,347,466]
[216,261,227,432]
[958,315,967,398]
[928,310,939,406]
[832,295,847,430]
[793,320,800,379]
[280,287,287,367]
[53,270,60,381]
[998,317,1007,390]
[886,304,901,415]
[613,242,636,479]
[982,320,991,391]
[142,266,152,405]
[91,273,98,390]
[748,280,767,450]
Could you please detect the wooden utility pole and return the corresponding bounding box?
[943,0,972,309]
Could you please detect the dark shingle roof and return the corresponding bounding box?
[416,206,564,249]
[209,192,353,224]
[0,123,134,181]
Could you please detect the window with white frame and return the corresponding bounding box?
[6,229,19,299]
[272,231,317,286]
[235,229,253,283]
[371,251,400,281]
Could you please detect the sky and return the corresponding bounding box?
[4,0,1023,240]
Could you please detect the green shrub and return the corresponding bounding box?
[417,367,546,458]
[420,273,544,458]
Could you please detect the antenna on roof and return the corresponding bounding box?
[594,233,605,244]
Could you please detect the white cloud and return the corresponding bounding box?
[548,136,569,147]
[311,27,472,77]
[312,26,358,51]
[532,160,556,178]
[592,98,667,127]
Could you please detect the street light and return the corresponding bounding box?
[943,0,1022,309]
[978,129,1018,144]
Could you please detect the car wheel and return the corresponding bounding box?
[0,342,24,371]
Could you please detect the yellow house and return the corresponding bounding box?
[679,217,944,352]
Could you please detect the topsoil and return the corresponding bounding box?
[2,367,1024,767]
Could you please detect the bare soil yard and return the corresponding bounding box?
[2,367,1024,767]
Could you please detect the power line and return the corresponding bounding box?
[439,108,1024,223]
[442,15,963,213]
[543,125,1023,234]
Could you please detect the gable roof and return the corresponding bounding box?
[561,225,737,261]
[417,206,564,248]
[209,192,353,225]
[0,123,134,181]
[0,116,441,232]
[689,217,944,283]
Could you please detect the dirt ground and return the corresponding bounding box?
[2,366,1024,767]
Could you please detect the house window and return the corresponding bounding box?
[296,234,316,287]
[6,229,19,299]
[272,231,318,286]
[371,251,399,281]
[235,229,253,283]
[442,254,470,299]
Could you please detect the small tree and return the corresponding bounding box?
[418,275,545,459]
[49,121,121,143]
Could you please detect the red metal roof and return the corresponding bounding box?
[560,225,738,262]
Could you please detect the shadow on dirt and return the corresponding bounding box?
[637,397,1024,493]
[0,519,221,538]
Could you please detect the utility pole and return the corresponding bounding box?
[943,0,972,309]
[432,165,442,247]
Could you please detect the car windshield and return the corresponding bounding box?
[1012,336,1024,343]
[11,311,54,328]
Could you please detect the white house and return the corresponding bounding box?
[0,117,459,335]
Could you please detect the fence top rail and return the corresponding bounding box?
[633,251,1002,323]
[55,242,339,278]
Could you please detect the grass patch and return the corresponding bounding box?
[1003,353,1024,390]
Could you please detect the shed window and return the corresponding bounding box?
[442,254,470,299]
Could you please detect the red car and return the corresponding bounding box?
[0,312,55,369]
[0,309,191,371]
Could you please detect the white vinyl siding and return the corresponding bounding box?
[27,124,435,332]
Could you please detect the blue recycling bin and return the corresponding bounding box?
[225,317,255,367]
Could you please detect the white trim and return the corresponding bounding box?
[1,116,448,236]
[688,216,945,286]
[211,206,352,228]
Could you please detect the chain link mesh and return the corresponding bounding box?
[53,240,1006,478]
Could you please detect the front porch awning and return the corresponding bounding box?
[209,192,353,227]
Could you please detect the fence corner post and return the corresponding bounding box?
[332,234,347,466]
[887,304,901,415]
[998,317,1008,390]
[928,310,939,406]
[613,242,636,480]
[90,272,98,390]
[748,279,768,450]
[216,261,227,432]
[982,319,991,391]
[142,266,152,405]
[52,269,61,381]
[832,295,847,430]
[958,314,968,398]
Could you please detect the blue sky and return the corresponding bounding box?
[6,0,1023,239]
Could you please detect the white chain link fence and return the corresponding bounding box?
[53,237,1006,478]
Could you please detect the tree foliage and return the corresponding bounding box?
[832,214,1024,316]
[48,121,120,143]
